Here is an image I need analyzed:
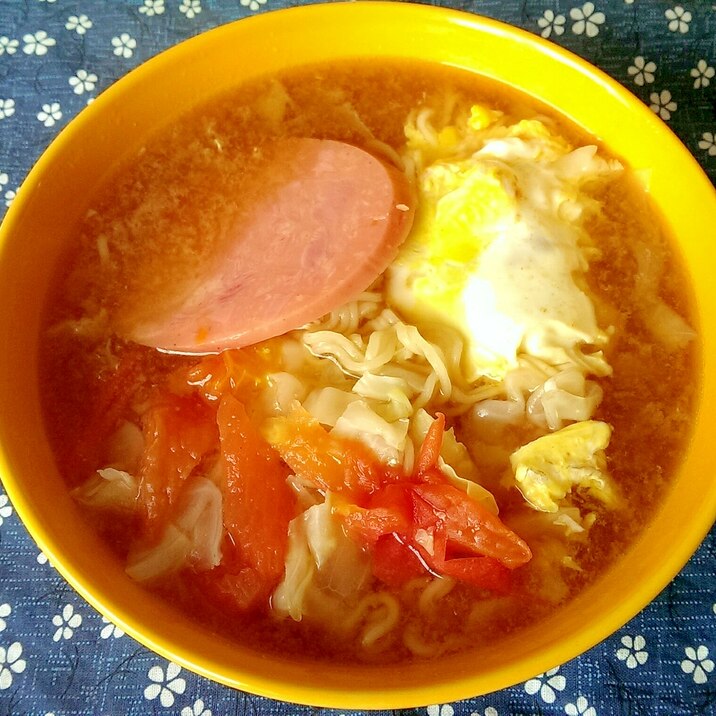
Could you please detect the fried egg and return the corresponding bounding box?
[388,107,620,381]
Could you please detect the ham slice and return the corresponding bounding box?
[128,138,415,353]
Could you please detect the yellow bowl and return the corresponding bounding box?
[0,2,714,709]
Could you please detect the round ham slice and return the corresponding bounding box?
[128,138,415,353]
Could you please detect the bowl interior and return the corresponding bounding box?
[0,3,715,708]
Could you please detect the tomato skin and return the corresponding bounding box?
[72,345,150,479]
[414,412,446,477]
[217,393,295,607]
[181,344,284,405]
[332,414,532,592]
[265,407,400,499]
[342,484,414,545]
[194,559,267,614]
[371,534,427,587]
[438,556,512,594]
[264,408,346,492]
[412,483,531,569]
[137,392,218,534]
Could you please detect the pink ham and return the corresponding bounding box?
[128,138,415,353]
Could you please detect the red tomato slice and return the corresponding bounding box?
[265,407,399,499]
[414,412,446,477]
[217,393,294,607]
[341,484,414,544]
[371,534,427,587]
[438,556,512,594]
[412,483,531,569]
[137,392,218,533]
[181,345,283,405]
[331,414,532,592]
[194,561,267,614]
[71,344,150,479]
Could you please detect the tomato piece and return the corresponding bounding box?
[414,412,446,477]
[217,393,294,608]
[71,344,150,478]
[194,563,267,614]
[328,412,531,593]
[412,483,531,569]
[438,556,512,594]
[263,407,346,492]
[341,484,414,544]
[180,344,285,404]
[137,392,218,532]
[371,534,428,587]
[264,407,398,498]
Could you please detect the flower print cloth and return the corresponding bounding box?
[0,1,714,715]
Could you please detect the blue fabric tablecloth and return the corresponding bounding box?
[0,2,714,715]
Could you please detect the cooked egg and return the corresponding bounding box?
[509,420,619,513]
[388,108,620,381]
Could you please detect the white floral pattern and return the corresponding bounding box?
[0,37,19,55]
[649,89,677,121]
[22,31,56,56]
[51,604,82,641]
[616,634,648,668]
[240,0,268,12]
[427,706,455,716]
[565,696,597,716]
[99,616,124,640]
[181,698,212,716]
[69,69,98,95]
[0,99,16,119]
[180,0,202,19]
[701,132,716,157]
[470,709,498,716]
[538,9,566,38]
[627,56,656,86]
[524,667,567,703]
[144,662,186,707]
[4,188,16,208]
[65,15,93,35]
[139,0,166,16]
[570,3,605,37]
[37,101,62,127]
[681,645,714,684]
[691,60,715,90]
[111,33,137,58]
[0,604,10,633]
[0,642,26,690]
[665,6,691,34]
[0,493,12,526]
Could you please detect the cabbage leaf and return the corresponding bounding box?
[126,476,223,582]
[273,493,371,622]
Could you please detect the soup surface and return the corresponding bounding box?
[39,59,698,663]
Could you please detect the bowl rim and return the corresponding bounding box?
[0,1,715,709]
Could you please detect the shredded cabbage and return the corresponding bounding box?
[303,386,359,427]
[331,400,409,466]
[126,477,223,582]
[72,467,138,512]
[273,493,371,621]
